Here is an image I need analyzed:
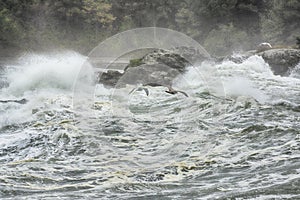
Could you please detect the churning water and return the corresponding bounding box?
[0,51,299,199]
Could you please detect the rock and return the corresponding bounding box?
[99,47,211,86]
[171,46,211,64]
[222,50,256,63]
[219,48,300,76]
[257,49,300,75]
[32,108,39,114]
[123,63,189,97]
[98,46,300,84]
[98,70,123,87]
[139,47,211,72]
[119,63,180,87]
[0,98,28,104]
[141,49,189,72]
[101,63,180,88]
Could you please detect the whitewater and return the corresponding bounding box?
[0,51,299,199]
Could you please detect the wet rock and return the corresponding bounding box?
[257,49,300,75]
[219,48,300,76]
[32,108,39,114]
[0,98,28,104]
[140,49,189,72]
[98,70,123,87]
[171,46,211,64]
[119,63,181,87]
[98,47,210,87]
[221,50,256,64]
[130,47,211,72]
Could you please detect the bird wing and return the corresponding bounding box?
[129,87,149,96]
[143,82,165,87]
[177,90,189,97]
[129,87,137,95]
[143,88,149,96]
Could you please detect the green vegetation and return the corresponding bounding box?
[125,58,144,71]
[0,0,300,56]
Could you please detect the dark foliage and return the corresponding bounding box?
[0,0,299,55]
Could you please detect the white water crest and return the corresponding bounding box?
[175,55,271,103]
[4,51,91,96]
[0,51,93,128]
[290,63,300,79]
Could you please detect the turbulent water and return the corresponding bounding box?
[0,51,299,199]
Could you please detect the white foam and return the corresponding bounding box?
[0,51,94,128]
[289,63,300,79]
[222,76,268,103]
[174,56,272,102]
[5,51,92,95]
[173,61,222,95]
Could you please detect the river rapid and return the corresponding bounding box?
[0,51,299,199]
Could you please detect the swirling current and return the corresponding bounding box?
[0,52,299,199]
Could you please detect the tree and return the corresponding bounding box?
[204,23,248,56]
[82,0,115,26]
[261,0,300,44]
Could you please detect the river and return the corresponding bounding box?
[0,51,299,199]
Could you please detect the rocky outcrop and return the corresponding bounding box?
[98,46,300,87]
[124,47,210,72]
[99,47,210,86]
[257,49,300,75]
[140,49,189,73]
[221,48,300,76]
[119,63,181,87]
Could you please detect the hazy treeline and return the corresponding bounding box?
[1,0,300,56]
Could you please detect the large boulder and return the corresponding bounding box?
[257,49,300,75]
[118,63,180,87]
[220,48,300,76]
[99,47,210,86]
[140,49,189,72]
[124,47,210,72]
